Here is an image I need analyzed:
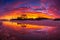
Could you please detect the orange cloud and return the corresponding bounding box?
[0,11,55,20]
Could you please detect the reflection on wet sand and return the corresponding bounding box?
[0,21,59,40]
[2,21,56,32]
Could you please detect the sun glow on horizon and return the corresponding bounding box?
[0,12,55,20]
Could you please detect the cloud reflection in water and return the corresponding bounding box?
[2,21,56,33]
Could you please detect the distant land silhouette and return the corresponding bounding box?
[53,18,60,21]
[0,19,8,21]
[10,17,50,21]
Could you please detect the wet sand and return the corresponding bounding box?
[0,20,60,40]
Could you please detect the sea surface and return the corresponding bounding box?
[0,20,60,40]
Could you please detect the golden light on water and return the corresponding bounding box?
[2,21,56,32]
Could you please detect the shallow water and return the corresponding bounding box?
[0,20,60,40]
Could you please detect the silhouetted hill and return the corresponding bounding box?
[10,17,50,21]
[0,19,8,21]
[53,18,60,21]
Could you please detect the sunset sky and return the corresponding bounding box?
[0,0,60,19]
